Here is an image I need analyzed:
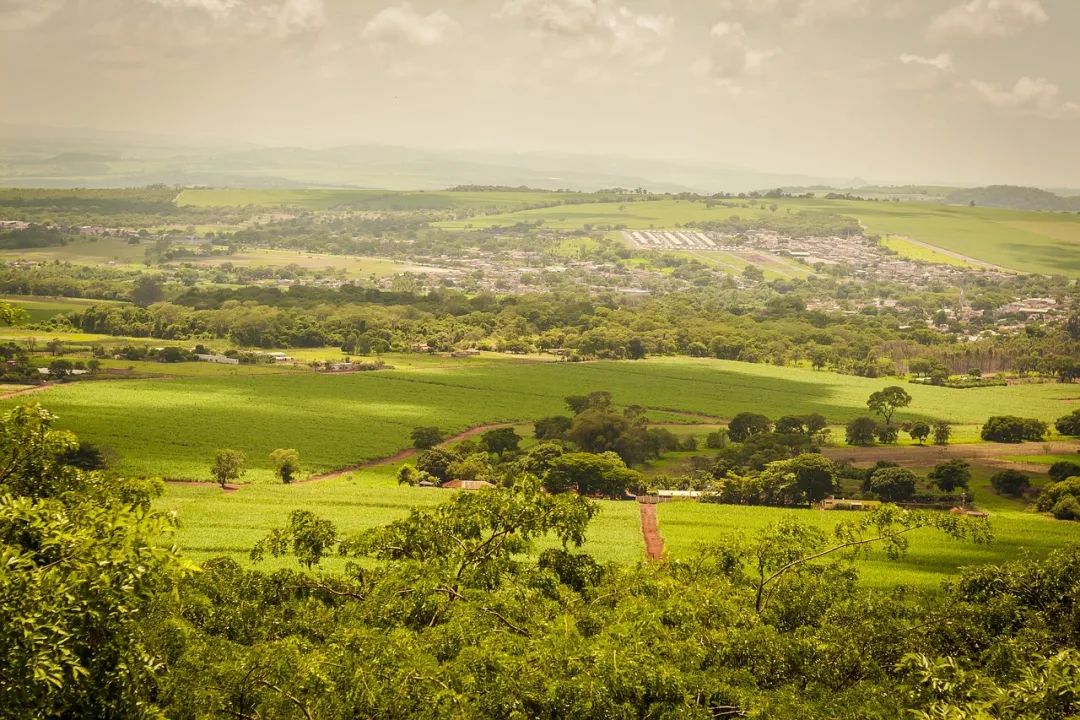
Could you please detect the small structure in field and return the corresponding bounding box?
[441,480,495,490]
[820,497,882,511]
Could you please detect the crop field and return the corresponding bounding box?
[1,294,128,322]
[879,235,976,268]
[176,247,432,278]
[7,355,1077,482]
[658,467,1075,591]
[159,466,645,568]
[436,197,1080,277]
[0,236,149,266]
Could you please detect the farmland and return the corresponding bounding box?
[436,196,1080,277]
[6,354,1077,482]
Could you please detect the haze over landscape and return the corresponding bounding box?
[2,2,1080,719]
[3,0,1080,188]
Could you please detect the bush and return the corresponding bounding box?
[932,420,952,446]
[868,467,917,502]
[845,416,877,446]
[876,424,899,444]
[1048,461,1080,483]
[1052,495,1080,521]
[991,469,1031,497]
[980,416,1047,443]
[1055,409,1080,437]
[1036,477,1080,512]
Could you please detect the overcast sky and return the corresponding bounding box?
[2,0,1078,186]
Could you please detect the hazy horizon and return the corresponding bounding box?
[3,0,1079,188]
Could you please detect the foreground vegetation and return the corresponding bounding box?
[3,404,1079,719]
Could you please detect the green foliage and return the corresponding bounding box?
[867,385,912,425]
[928,460,972,493]
[1036,477,1080,512]
[410,426,443,449]
[933,420,952,445]
[991,469,1031,497]
[846,416,878,446]
[1051,496,1080,521]
[543,451,641,498]
[268,448,300,483]
[909,421,931,444]
[869,467,917,502]
[1055,409,1080,437]
[478,427,521,456]
[1048,461,1080,483]
[250,509,338,568]
[211,448,246,487]
[533,414,571,440]
[728,412,772,442]
[981,415,1048,443]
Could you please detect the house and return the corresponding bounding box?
[441,480,495,490]
[196,354,240,365]
[820,497,881,511]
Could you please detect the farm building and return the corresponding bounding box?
[441,480,495,490]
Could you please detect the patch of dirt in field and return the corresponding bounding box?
[639,502,665,561]
[823,441,1080,469]
[0,384,54,400]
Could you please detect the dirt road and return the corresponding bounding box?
[639,503,665,561]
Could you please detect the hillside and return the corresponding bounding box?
[945,185,1080,212]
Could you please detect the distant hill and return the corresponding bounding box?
[0,124,843,193]
[944,185,1080,212]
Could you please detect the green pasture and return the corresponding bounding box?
[0,236,148,266]
[2,294,128,323]
[879,235,975,268]
[436,197,1080,277]
[7,355,1077,482]
[175,247,429,279]
[658,466,1075,591]
[157,465,643,568]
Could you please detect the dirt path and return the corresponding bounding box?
[0,384,55,401]
[639,502,665,561]
[297,423,516,484]
[823,440,1079,469]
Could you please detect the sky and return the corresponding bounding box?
[1,0,1079,187]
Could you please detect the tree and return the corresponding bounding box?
[86,359,101,375]
[876,424,899,444]
[565,391,612,415]
[927,460,971,493]
[416,448,458,483]
[1051,496,1080,521]
[269,448,301,484]
[479,427,521,456]
[48,359,73,381]
[1048,461,1080,483]
[908,422,931,445]
[251,509,338,569]
[543,452,642,498]
[981,416,1047,443]
[211,448,246,487]
[728,413,772,443]
[534,415,572,440]
[846,416,878,446]
[932,420,952,446]
[410,426,443,449]
[761,453,838,504]
[627,338,646,360]
[868,467,917,502]
[990,469,1031,497]
[46,338,65,356]
[1035,477,1080,512]
[1055,409,1080,437]
[774,415,807,434]
[131,274,164,307]
[867,386,912,426]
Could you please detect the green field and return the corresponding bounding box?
[159,465,644,568]
[2,294,128,322]
[7,355,1077,482]
[436,197,1080,277]
[657,466,1075,590]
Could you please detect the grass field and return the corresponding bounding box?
[658,466,1075,591]
[2,294,128,322]
[0,236,149,267]
[6,355,1077,482]
[436,197,1080,277]
[157,464,643,568]
[879,235,977,268]
[176,247,433,279]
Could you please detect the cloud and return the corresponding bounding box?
[142,0,324,38]
[0,0,61,30]
[929,0,1048,40]
[716,0,870,26]
[899,52,953,71]
[969,76,1080,119]
[362,3,457,47]
[500,0,673,64]
[700,22,774,82]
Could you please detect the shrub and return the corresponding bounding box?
[868,467,917,502]
[1054,409,1080,437]
[980,416,1047,443]
[845,416,878,446]
[932,420,952,446]
[1051,495,1080,521]
[876,424,899,444]
[728,413,772,443]
[991,469,1031,497]
[1048,461,1080,483]
[1036,477,1080,512]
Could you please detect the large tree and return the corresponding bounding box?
[866,386,912,426]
